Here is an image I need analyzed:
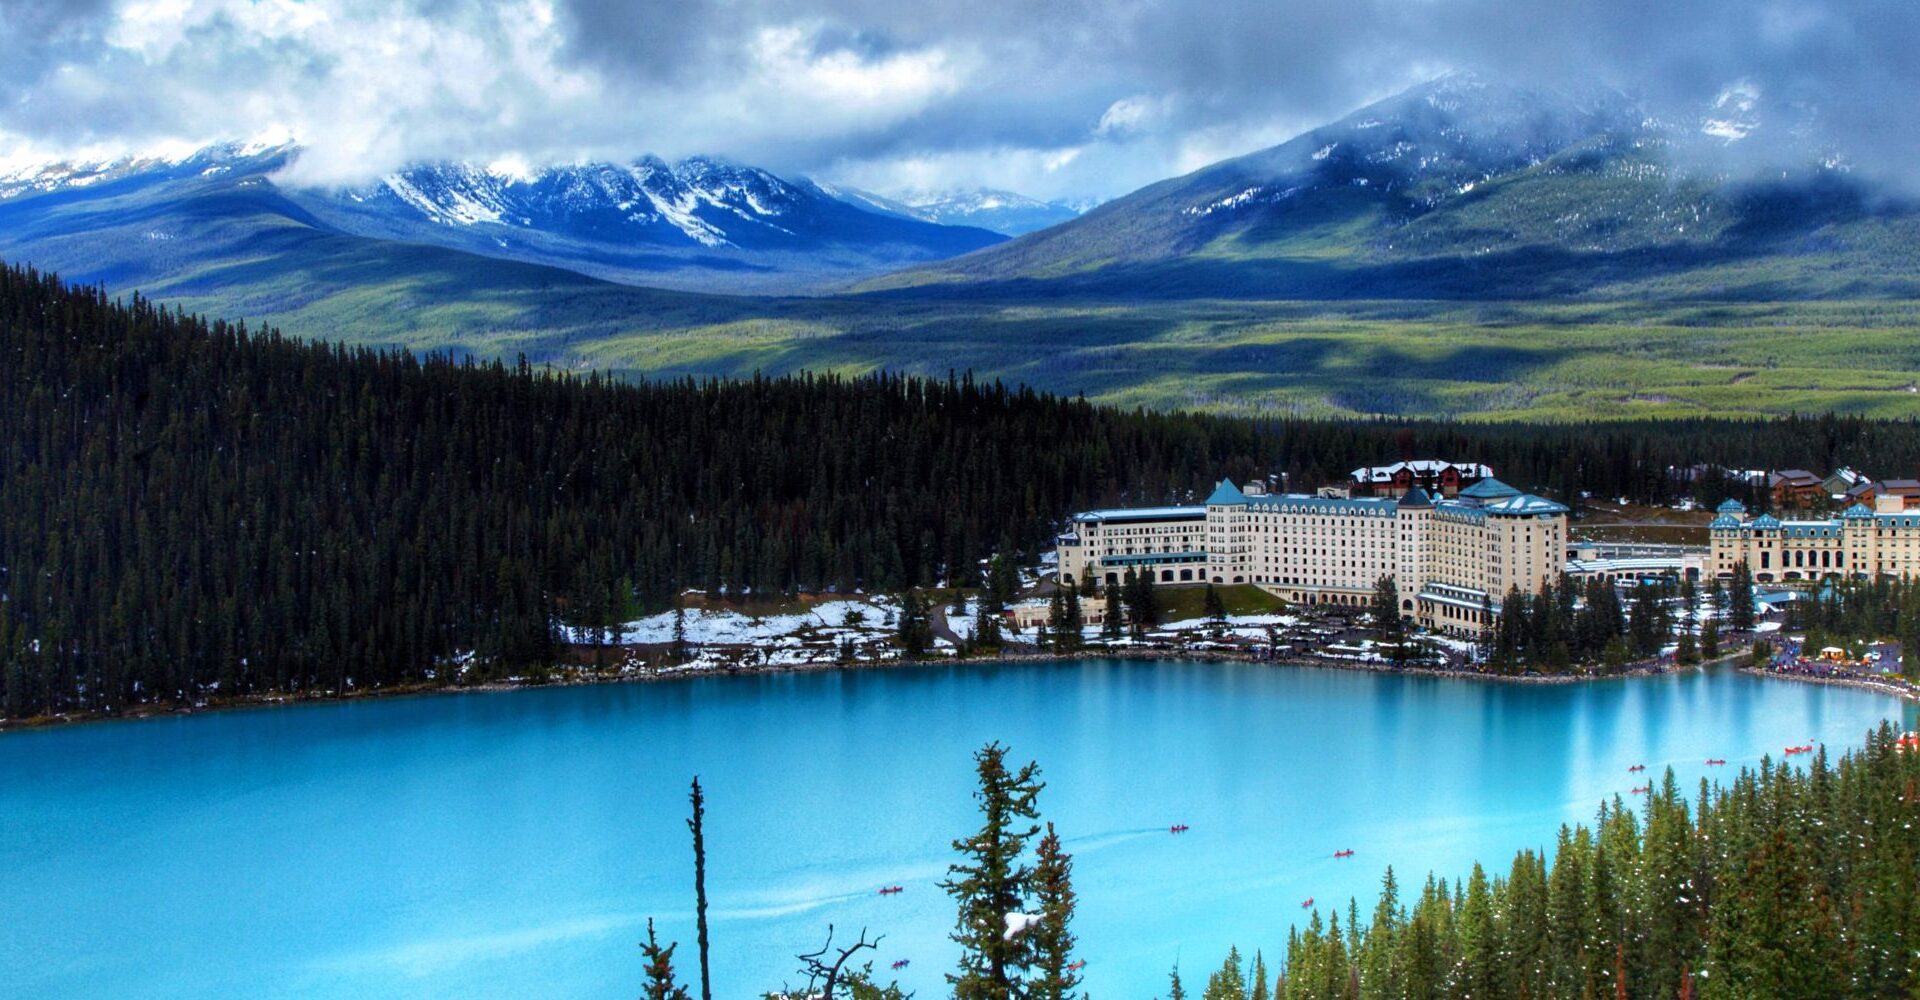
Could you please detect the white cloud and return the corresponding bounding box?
[3,0,1919,200]
[1096,94,1174,136]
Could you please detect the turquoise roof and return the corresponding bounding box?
[1716,498,1747,514]
[1398,485,1435,508]
[1751,514,1781,529]
[1709,514,1741,529]
[1205,479,1248,506]
[1484,493,1570,516]
[1248,494,1398,516]
[1843,503,1875,519]
[1457,477,1521,500]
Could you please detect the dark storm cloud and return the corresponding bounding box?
[1,0,1916,197]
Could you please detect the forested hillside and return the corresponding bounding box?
[9,262,1920,719]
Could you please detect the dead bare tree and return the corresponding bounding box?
[790,924,882,1000]
[688,777,712,1000]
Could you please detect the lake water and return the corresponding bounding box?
[2,660,1910,999]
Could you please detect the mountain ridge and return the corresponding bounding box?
[859,74,1917,300]
[0,143,1006,294]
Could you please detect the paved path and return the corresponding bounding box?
[928,600,964,646]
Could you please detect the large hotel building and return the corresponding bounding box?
[1709,495,1920,581]
[1057,473,1569,634]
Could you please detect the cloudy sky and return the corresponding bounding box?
[2,0,1917,201]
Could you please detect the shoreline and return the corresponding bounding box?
[0,644,1766,734]
[1738,666,1920,705]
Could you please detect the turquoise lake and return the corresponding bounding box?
[3,659,1911,998]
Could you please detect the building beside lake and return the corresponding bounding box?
[1057,474,1568,634]
[1710,496,1920,582]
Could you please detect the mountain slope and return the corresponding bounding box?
[864,75,1920,300]
[815,184,1085,236]
[0,145,1005,294]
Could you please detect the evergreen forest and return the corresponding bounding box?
[12,261,1920,718]
[1246,723,1920,1000]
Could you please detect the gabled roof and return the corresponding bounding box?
[1709,514,1742,529]
[1715,498,1747,514]
[1770,469,1821,487]
[1397,486,1434,509]
[1205,479,1248,506]
[1457,477,1522,500]
[1751,513,1782,529]
[1843,503,1875,519]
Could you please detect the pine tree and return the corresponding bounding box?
[1027,823,1080,999]
[1205,583,1228,629]
[1202,946,1247,1000]
[1047,588,1068,650]
[1102,582,1124,640]
[897,591,934,658]
[945,743,1045,1000]
[1060,581,1083,651]
[1728,562,1756,633]
[640,919,692,1000]
[1371,574,1404,648]
[1248,951,1271,1000]
[671,601,690,665]
[1451,863,1500,999]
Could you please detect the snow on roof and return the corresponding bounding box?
[1483,493,1570,516]
[1072,506,1206,523]
[1348,460,1493,482]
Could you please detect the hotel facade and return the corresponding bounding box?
[1057,475,1569,634]
[1710,496,1920,581]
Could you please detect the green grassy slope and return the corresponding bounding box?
[10,217,1920,420]
[6,174,1919,422]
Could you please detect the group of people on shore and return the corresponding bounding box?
[1760,636,1908,684]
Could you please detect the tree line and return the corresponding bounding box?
[14,261,1920,717]
[1228,722,1920,1000]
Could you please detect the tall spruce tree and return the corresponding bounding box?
[1728,562,1756,633]
[640,919,692,1000]
[945,743,1045,999]
[1027,822,1081,1000]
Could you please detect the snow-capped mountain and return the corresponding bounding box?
[0,144,1004,294]
[0,140,298,200]
[812,183,1085,236]
[337,156,915,251]
[869,72,1889,298]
